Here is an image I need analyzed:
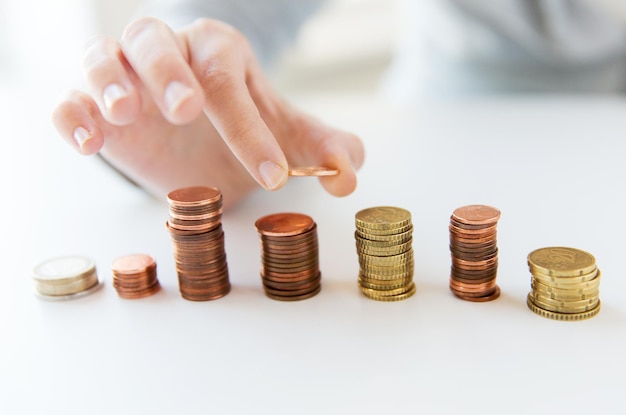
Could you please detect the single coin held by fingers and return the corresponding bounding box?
[288,167,339,177]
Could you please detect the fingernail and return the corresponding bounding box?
[103,83,127,110]
[73,126,91,150]
[164,81,194,114]
[259,161,287,190]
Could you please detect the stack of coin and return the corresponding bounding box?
[449,205,501,302]
[111,254,160,299]
[355,206,415,301]
[255,213,321,301]
[527,247,601,321]
[166,186,230,301]
[32,255,102,301]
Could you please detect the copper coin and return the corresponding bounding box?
[452,205,501,226]
[450,275,497,284]
[449,218,495,231]
[255,213,315,237]
[288,166,339,176]
[167,186,222,206]
[263,280,321,296]
[452,285,501,302]
[449,278,497,292]
[264,284,322,302]
[261,231,318,243]
[263,272,321,290]
[111,254,160,299]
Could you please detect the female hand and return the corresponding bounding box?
[52,17,364,207]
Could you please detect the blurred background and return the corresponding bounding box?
[0,0,399,96]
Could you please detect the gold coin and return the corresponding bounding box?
[356,223,414,237]
[527,293,601,321]
[527,247,596,277]
[358,250,414,265]
[355,206,412,231]
[359,282,414,297]
[356,241,413,256]
[529,292,599,314]
[360,282,416,302]
[355,233,412,247]
[359,267,414,281]
[355,228,413,243]
[531,279,599,299]
[358,276,413,290]
[531,269,600,287]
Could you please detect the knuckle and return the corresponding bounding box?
[121,16,164,43]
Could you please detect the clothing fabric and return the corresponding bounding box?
[141,0,626,96]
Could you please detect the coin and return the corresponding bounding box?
[32,255,102,300]
[166,186,230,301]
[288,166,339,176]
[255,213,315,237]
[527,294,601,321]
[355,206,412,230]
[256,212,322,301]
[527,247,596,277]
[448,205,501,302]
[452,205,501,226]
[359,282,416,302]
[526,246,601,320]
[111,254,160,299]
[355,206,415,301]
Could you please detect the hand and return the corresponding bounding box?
[51,17,364,208]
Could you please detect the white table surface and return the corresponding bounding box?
[1,86,625,414]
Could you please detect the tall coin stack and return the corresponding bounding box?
[449,205,501,302]
[355,206,415,301]
[255,213,322,301]
[166,186,230,301]
[527,247,601,321]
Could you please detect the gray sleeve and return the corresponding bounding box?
[137,0,326,67]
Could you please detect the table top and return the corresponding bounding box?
[2,88,625,414]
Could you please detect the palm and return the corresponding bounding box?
[99,97,255,206]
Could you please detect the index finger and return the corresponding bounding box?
[182,19,288,191]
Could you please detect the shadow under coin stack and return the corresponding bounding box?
[255,213,321,301]
[527,247,601,321]
[355,206,415,301]
[166,186,230,301]
[449,205,501,302]
[111,254,160,299]
[32,255,102,301]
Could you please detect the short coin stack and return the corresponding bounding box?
[32,255,102,301]
[449,205,501,302]
[527,247,601,321]
[166,186,230,301]
[355,206,415,301]
[255,213,322,301]
[111,254,160,299]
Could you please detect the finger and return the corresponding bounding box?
[121,17,204,125]
[51,90,106,155]
[182,19,289,191]
[81,35,141,125]
[284,118,365,197]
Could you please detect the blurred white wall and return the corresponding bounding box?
[0,0,398,95]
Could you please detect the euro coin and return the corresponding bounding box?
[32,255,101,300]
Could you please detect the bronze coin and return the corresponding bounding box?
[264,284,322,301]
[452,205,501,226]
[167,186,222,206]
[255,213,315,237]
[452,285,500,302]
